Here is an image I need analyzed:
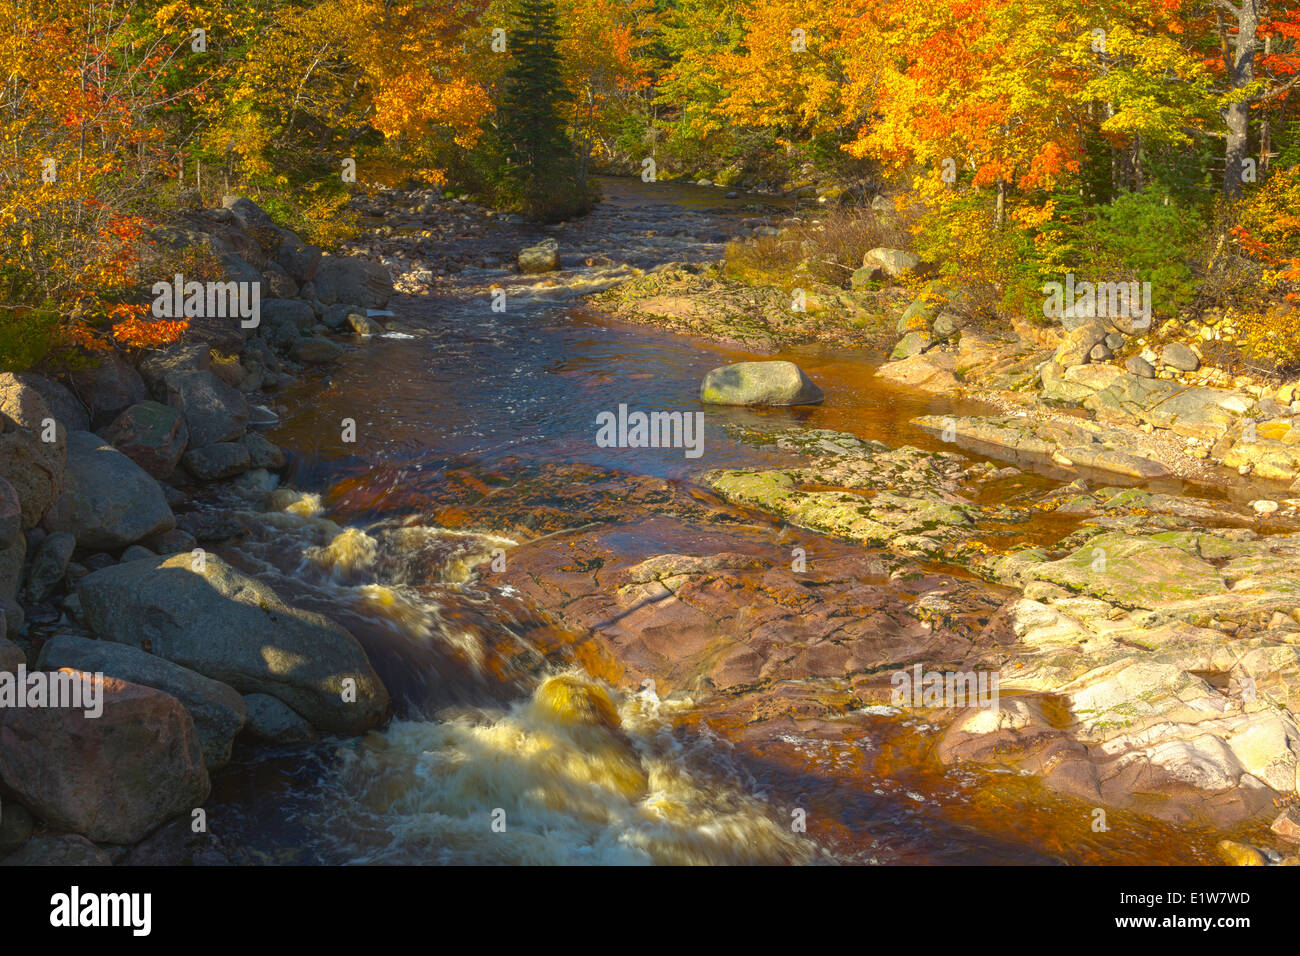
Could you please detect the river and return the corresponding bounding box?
[199,177,1256,865]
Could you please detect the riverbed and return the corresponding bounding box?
[200,177,1269,865]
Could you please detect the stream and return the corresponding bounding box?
[199,177,1256,865]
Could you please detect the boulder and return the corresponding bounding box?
[313,256,393,308]
[518,239,560,274]
[1,833,110,867]
[0,672,209,843]
[38,635,248,769]
[274,230,323,283]
[291,337,344,364]
[42,431,174,550]
[1125,355,1155,379]
[77,553,389,733]
[23,531,75,603]
[100,401,188,480]
[322,303,366,330]
[0,477,19,550]
[243,693,316,743]
[700,361,824,406]
[138,343,212,394]
[347,312,384,336]
[182,442,251,481]
[1161,342,1200,372]
[0,373,67,528]
[67,352,147,427]
[14,374,88,432]
[1052,320,1108,370]
[242,432,285,470]
[862,247,920,278]
[158,369,248,447]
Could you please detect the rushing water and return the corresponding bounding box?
[204,177,1261,865]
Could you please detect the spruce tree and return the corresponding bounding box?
[497,0,590,220]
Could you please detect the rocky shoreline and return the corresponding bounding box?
[565,233,1300,863]
[0,194,407,864]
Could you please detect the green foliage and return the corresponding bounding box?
[1090,191,1202,316]
[494,0,595,220]
[0,304,59,374]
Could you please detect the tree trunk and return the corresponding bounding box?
[1221,0,1260,198]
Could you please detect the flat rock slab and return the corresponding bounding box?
[498,514,1012,697]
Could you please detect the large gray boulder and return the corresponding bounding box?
[0,373,66,528]
[100,401,189,480]
[182,441,251,480]
[38,635,248,769]
[0,673,209,844]
[312,256,393,309]
[77,553,389,734]
[700,361,824,406]
[14,374,89,432]
[158,369,248,447]
[67,352,147,427]
[42,431,174,550]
